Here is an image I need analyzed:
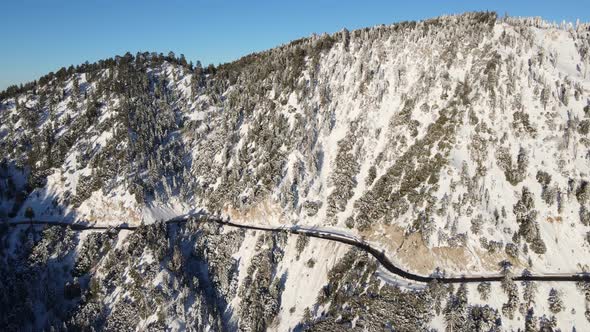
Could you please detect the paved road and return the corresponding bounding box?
[5,216,590,284]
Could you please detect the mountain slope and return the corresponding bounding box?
[2,12,590,331]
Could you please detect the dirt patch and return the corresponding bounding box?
[223,200,524,276]
[79,194,142,226]
[545,216,563,223]
[361,223,523,275]
[223,198,283,224]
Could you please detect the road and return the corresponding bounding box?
[4,215,590,284]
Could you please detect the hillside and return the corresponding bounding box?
[1,12,590,331]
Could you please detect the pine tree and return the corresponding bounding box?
[179,54,188,67]
[72,75,80,99]
[548,288,563,313]
[524,308,538,332]
[477,282,491,301]
[514,186,546,254]
[540,87,550,110]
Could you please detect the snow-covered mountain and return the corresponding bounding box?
[2,12,590,331]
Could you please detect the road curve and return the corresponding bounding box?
[4,216,590,284]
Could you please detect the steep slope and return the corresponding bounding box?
[2,11,590,331]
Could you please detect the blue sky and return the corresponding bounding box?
[2,0,589,90]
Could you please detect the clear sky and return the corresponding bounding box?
[2,0,589,90]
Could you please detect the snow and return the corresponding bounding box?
[466,281,590,330]
[274,236,347,330]
[230,229,260,313]
[3,14,590,330]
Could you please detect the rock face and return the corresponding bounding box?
[2,12,590,331]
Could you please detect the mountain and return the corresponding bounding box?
[1,11,590,331]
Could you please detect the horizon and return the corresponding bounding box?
[2,0,590,91]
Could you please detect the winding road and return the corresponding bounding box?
[4,215,590,284]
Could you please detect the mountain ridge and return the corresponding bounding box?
[2,11,590,330]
